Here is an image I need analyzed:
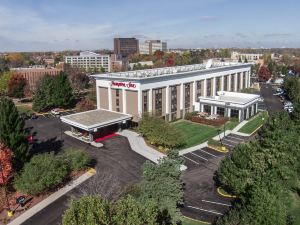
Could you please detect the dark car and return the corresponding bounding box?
[30,113,38,119]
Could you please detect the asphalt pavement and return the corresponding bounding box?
[259,83,283,115]
[21,116,146,225]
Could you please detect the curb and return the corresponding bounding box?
[217,187,237,198]
[7,168,96,225]
[182,216,211,224]
[207,145,229,153]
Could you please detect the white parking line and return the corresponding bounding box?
[227,136,244,141]
[198,149,217,158]
[183,156,199,165]
[202,200,231,207]
[223,139,239,144]
[191,152,208,161]
[186,205,223,216]
[223,142,235,148]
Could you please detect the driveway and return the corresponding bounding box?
[22,116,146,225]
[260,83,283,115]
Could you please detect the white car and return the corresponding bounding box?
[284,101,293,107]
[51,108,61,115]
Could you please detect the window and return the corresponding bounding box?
[196,81,202,98]
[231,75,235,91]
[237,73,241,90]
[224,76,228,91]
[217,107,225,117]
[216,77,221,93]
[184,83,190,110]
[203,105,211,114]
[143,91,148,113]
[243,72,247,87]
[154,88,162,115]
[206,79,211,96]
[171,86,177,120]
[231,109,239,118]
[116,89,120,97]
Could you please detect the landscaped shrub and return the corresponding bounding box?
[60,148,91,171]
[14,152,68,195]
[137,114,185,149]
[184,111,198,120]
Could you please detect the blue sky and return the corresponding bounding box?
[0,0,299,51]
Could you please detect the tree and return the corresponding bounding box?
[5,53,25,68]
[76,98,95,112]
[0,143,13,185]
[62,195,111,225]
[32,74,55,112]
[65,65,89,92]
[7,74,27,98]
[139,150,184,224]
[0,97,29,169]
[52,72,74,108]
[0,71,12,95]
[258,65,271,81]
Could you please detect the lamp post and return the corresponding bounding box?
[0,162,12,217]
[223,102,230,139]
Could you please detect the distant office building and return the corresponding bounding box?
[65,51,111,72]
[11,66,62,91]
[231,51,263,62]
[43,58,55,65]
[110,54,123,72]
[114,38,139,57]
[139,40,167,55]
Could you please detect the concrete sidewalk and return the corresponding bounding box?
[118,130,165,163]
[8,169,96,225]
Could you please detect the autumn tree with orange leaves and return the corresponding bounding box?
[0,143,13,185]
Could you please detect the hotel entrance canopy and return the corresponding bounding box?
[61,109,132,132]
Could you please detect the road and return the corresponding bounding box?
[21,116,146,225]
[259,83,283,115]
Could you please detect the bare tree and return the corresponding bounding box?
[78,171,123,202]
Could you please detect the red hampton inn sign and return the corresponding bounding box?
[111,81,136,89]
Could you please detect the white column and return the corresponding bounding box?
[234,73,238,92]
[180,83,184,110]
[166,86,170,114]
[137,89,142,117]
[203,79,207,97]
[192,81,196,105]
[148,89,153,112]
[251,105,254,116]
[96,86,100,109]
[210,105,214,115]
[228,75,231,91]
[122,89,127,114]
[200,104,204,112]
[212,77,216,96]
[244,72,248,88]
[246,108,249,119]
[214,106,217,114]
[238,110,242,122]
[228,108,231,117]
[221,76,224,91]
[108,86,112,111]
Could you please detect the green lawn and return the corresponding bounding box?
[181,217,210,225]
[172,120,239,149]
[238,111,269,134]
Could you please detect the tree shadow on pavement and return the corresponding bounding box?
[30,137,63,155]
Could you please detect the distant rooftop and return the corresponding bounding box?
[93,61,252,80]
[65,51,109,58]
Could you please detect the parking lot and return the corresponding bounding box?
[181,147,233,223]
[23,115,147,225]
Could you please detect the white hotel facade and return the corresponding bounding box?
[92,62,253,122]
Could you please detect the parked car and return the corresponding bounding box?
[258,97,264,102]
[284,101,293,107]
[51,108,61,115]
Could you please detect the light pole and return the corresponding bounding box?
[0,162,12,217]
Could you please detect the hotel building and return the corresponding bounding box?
[92,61,252,122]
[65,51,111,72]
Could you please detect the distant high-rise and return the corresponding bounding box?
[139,40,167,55]
[114,38,139,57]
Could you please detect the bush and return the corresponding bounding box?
[184,111,198,120]
[60,148,91,171]
[137,114,185,149]
[14,152,68,195]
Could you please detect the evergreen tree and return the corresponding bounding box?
[52,72,74,108]
[0,97,29,169]
[32,74,55,112]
